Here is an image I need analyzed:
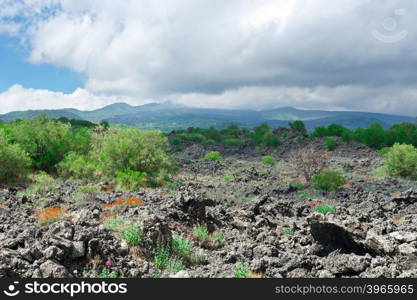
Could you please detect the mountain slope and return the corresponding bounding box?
[1,102,414,131]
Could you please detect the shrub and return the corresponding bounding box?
[234,263,250,278]
[121,225,141,246]
[378,147,392,157]
[222,137,244,147]
[261,156,276,166]
[8,117,73,171]
[83,268,118,279]
[192,226,209,242]
[70,185,101,205]
[289,120,307,134]
[0,130,31,183]
[57,152,101,181]
[384,143,417,180]
[290,146,329,183]
[324,137,337,151]
[153,246,185,272]
[172,235,193,258]
[104,218,126,230]
[203,151,222,161]
[312,170,346,192]
[212,231,225,247]
[21,172,60,197]
[315,204,336,215]
[262,132,282,148]
[93,128,175,184]
[115,169,147,191]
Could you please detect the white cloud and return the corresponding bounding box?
[0,84,153,114]
[1,0,417,116]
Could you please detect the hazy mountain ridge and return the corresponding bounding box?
[1,102,415,131]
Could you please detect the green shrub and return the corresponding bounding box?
[324,137,337,151]
[192,226,209,242]
[262,132,282,148]
[212,231,225,247]
[83,268,118,278]
[312,170,346,192]
[203,151,222,161]
[315,204,336,215]
[234,263,250,278]
[378,147,392,157]
[93,128,175,183]
[261,156,276,166]
[57,152,101,181]
[104,218,126,230]
[153,246,185,272]
[21,172,60,197]
[222,137,244,147]
[0,130,31,183]
[70,185,101,205]
[172,235,193,257]
[289,120,307,133]
[115,169,147,191]
[384,143,417,180]
[8,117,73,171]
[121,225,141,246]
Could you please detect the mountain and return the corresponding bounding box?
[1,102,415,131]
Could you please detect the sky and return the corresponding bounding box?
[0,0,417,116]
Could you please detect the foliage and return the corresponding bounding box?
[172,235,193,257]
[192,226,209,242]
[21,172,60,197]
[203,151,222,161]
[324,137,337,151]
[8,117,74,171]
[93,128,175,185]
[234,263,250,278]
[261,156,276,166]
[115,169,147,191]
[121,225,142,246]
[57,152,101,181]
[222,137,244,147]
[312,170,347,192]
[289,120,307,134]
[104,218,126,230]
[212,231,225,247]
[0,130,31,183]
[315,204,336,215]
[384,143,417,180]
[153,246,185,272]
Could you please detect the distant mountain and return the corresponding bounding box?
[1,102,415,131]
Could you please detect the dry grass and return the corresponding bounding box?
[35,207,66,226]
[101,197,144,209]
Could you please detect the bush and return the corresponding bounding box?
[121,225,141,246]
[203,151,222,161]
[0,130,31,183]
[312,170,346,192]
[261,156,276,166]
[384,143,417,180]
[262,132,282,148]
[315,204,336,215]
[324,137,337,151]
[57,152,101,181]
[222,137,244,147]
[290,146,329,183]
[172,235,193,258]
[8,117,73,171]
[378,147,392,157]
[234,263,250,278]
[115,169,147,191]
[289,120,307,134]
[93,128,174,183]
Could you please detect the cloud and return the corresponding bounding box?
[0,84,152,114]
[1,0,417,115]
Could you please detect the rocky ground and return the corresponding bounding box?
[1,136,417,278]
